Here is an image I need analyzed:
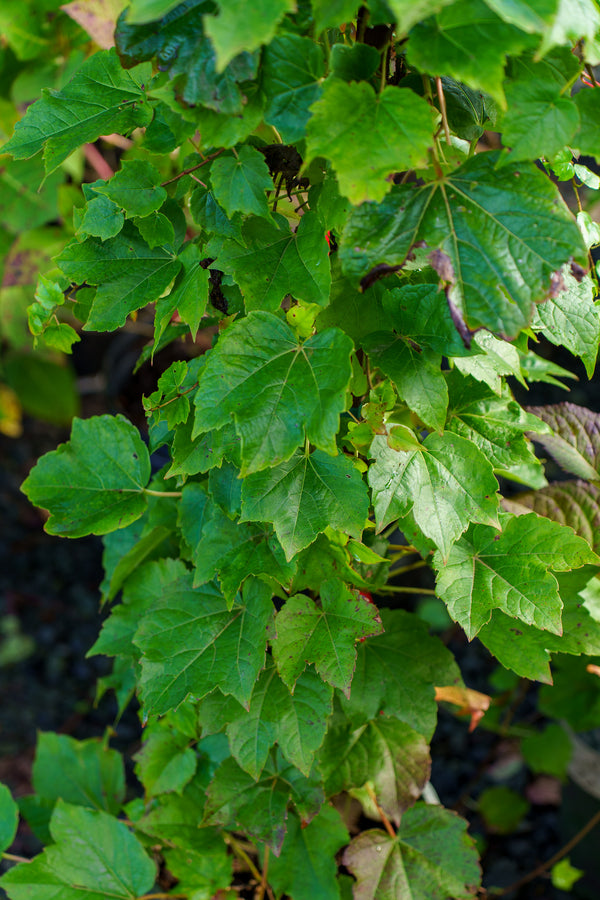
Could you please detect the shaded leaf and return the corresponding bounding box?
[205,0,295,71]
[0,784,18,854]
[95,159,166,217]
[504,479,600,553]
[502,77,579,163]
[210,145,274,219]
[263,34,325,143]
[33,733,125,814]
[134,729,197,795]
[526,402,600,481]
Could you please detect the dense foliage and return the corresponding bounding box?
[3,0,600,896]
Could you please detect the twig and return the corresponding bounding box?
[161,149,224,186]
[2,853,30,864]
[256,845,270,900]
[365,784,396,839]
[378,585,436,595]
[143,488,183,498]
[493,807,600,896]
[435,76,451,145]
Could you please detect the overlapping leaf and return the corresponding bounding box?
[341,152,586,337]
[204,0,296,71]
[21,415,150,537]
[263,34,325,142]
[1,49,152,173]
[319,718,430,825]
[502,77,580,163]
[341,609,462,740]
[271,579,383,693]
[57,222,181,332]
[504,479,600,553]
[434,513,599,639]
[0,785,18,855]
[241,449,369,559]
[32,734,124,814]
[526,402,600,481]
[0,800,156,900]
[343,804,481,900]
[369,431,499,560]
[134,728,197,795]
[210,145,274,218]
[95,159,167,218]
[194,311,352,474]
[135,569,273,714]
[211,212,331,311]
[305,82,434,204]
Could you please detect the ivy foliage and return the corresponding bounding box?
[3,0,600,897]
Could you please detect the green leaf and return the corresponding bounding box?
[526,402,600,481]
[135,569,273,713]
[363,334,448,431]
[262,34,325,143]
[203,753,323,852]
[1,49,152,174]
[212,212,331,311]
[369,431,499,560]
[452,331,524,395]
[154,244,210,345]
[478,786,529,834]
[312,0,360,31]
[406,0,533,101]
[95,159,167,217]
[4,351,80,426]
[540,655,600,731]
[194,311,352,475]
[305,81,434,204]
[534,270,600,378]
[210,145,274,219]
[225,662,333,777]
[537,0,600,56]
[0,783,18,854]
[341,609,461,740]
[57,221,181,332]
[78,195,124,241]
[0,157,65,233]
[502,78,580,163]
[204,0,296,71]
[574,88,600,157]
[483,0,557,32]
[445,371,548,481]
[551,858,584,891]
[386,0,456,33]
[162,837,232,899]
[0,800,156,900]
[21,414,150,537]
[266,806,349,900]
[341,152,586,337]
[319,718,430,824]
[271,579,383,693]
[434,513,599,639]
[343,804,481,900]
[521,723,572,779]
[32,733,125,814]
[241,449,370,559]
[134,729,197,795]
[316,259,388,343]
[441,77,497,142]
[168,419,241,477]
[135,210,175,249]
[127,0,183,22]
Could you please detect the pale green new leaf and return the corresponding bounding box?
[526,402,600,481]
[483,0,557,32]
[267,806,349,900]
[262,34,325,143]
[194,311,352,475]
[78,195,124,241]
[212,212,331,311]
[135,574,273,714]
[305,81,434,204]
[95,159,167,218]
[210,145,274,219]
[343,805,481,900]
[387,0,456,33]
[57,222,181,332]
[241,449,370,559]
[1,49,152,174]
[341,152,586,337]
[534,272,600,378]
[537,0,600,55]
[319,718,430,825]
[0,800,156,900]
[434,513,599,639]
[0,784,18,854]
[369,432,499,561]
[226,663,333,778]
[204,0,296,71]
[271,579,383,693]
[21,415,150,537]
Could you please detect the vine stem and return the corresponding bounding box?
[2,853,29,864]
[161,149,224,186]
[491,807,600,896]
[143,488,183,498]
[435,76,451,145]
[365,784,396,839]
[256,845,270,900]
[226,835,275,900]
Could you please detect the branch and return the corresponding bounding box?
[161,149,224,186]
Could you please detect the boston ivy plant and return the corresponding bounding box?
[3,0,600,896]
